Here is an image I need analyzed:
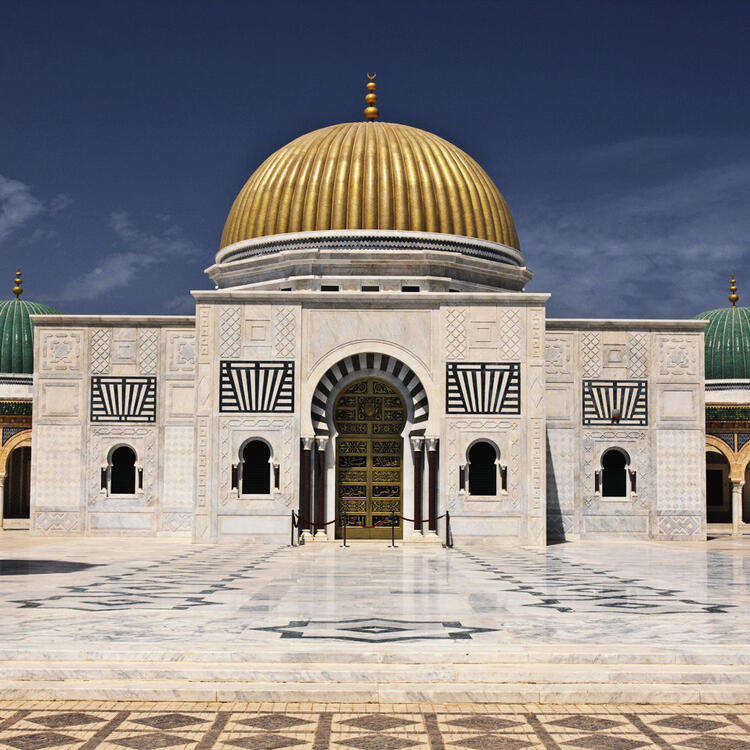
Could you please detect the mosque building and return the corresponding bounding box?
[3,77,744,545]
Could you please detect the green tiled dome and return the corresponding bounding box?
[694,305,750,380]
[0,297,60,374]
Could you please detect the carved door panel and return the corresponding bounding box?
[334,378,405,539]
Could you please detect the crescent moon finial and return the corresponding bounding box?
[367,73,376,80]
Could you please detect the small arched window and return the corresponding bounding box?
[110,446,137,495]
[601,449,628,498]
[241,440,271,495]
[468,441,497,495]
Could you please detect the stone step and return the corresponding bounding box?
[0,679,748,703]
[1,647,748,665]
[0,661,748,684]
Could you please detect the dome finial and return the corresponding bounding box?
[364,73,379,121]
[12,268,22,300]
[729,274,739,306]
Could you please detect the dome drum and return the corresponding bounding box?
[208,230,532,291]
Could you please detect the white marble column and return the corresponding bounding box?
[732,480,745,536]
[0,475,4,530]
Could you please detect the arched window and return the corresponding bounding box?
[110,446,136,495]
[241,440,271,495]
[601,449,628,498]
[468,441,497,495]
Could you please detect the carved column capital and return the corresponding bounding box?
[426,437,439,452]
[302,437,316,451]
[315,436,329,451]
[410,436,425,452]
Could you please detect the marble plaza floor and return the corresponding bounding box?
[1,534,750,703]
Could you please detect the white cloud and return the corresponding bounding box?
[0,175,45,243]
[518,140,750,319]
[110,211,198,258]
[53,252,153,302]
[163,294,195,314]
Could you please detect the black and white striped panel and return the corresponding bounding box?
[311,353,428,435]
[220,361,294,413]
[446,363,521,414]
[582,379,648,425]
[90,377,156,423]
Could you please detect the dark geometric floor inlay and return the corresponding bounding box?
[238,714,313,730]
[549,715,625,731]
[0,732,77,750]
[340,714,416,731]
[224,734,307,749]
[254,617,496,642]
[562,735,649,750]
[28,712,103,728]
[458,548,736,615]
[131,712,208,729]
[111,731,192,749]
[452,733,533,750]
[651,714,728,732]
[10,546,286,611]
[447,715,523,731]
[679,737,750,750]
[336,734,418,750]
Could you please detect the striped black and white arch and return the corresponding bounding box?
[311,353,429,436]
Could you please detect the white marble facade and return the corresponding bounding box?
[29,280,707,544]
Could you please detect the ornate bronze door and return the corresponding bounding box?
[334,378,406,539]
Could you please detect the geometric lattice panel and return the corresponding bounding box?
[582,379,648,426]
[446,362,520,414]
[219,361,294,413]
[90,377,157,423]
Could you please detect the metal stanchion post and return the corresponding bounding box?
[290,511,295,547]
[342,511,349,548]
[446,510,451,548]
[389,510,397,548]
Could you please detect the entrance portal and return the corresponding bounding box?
[334,378,406,540]
[3,446,31,521]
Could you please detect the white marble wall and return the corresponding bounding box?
[31,317,196,536]
[194,290,549,546]
[545,321,707,541]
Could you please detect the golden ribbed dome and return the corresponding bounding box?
[220,122,519,250]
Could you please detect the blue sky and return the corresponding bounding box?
[1,0,748,318]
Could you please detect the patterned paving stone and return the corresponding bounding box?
[0,732,77,749]
[560,735,649,750]
[335,735,418,750]
[450,734,533,749]
[27,712,103,728]
[650,714,729,732]
[0,704,749,749]
[238,715,313,730]
[131,712,208,729]
[223,734,307,749]
[339,714,416,731]
[679,737,750,750]
[548,714,625,731]
[110,731,193,749]
[445,716,523,731]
